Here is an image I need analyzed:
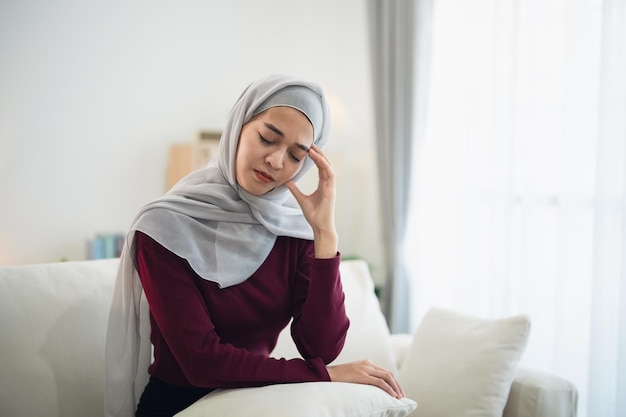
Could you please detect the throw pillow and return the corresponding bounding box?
[174,382,417,417]
[398,307,530,417]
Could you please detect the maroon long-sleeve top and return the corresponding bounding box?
[134,231,350,389]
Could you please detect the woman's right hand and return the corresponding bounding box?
[326,360,405,399]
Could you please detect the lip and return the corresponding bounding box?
[253,169,274,184]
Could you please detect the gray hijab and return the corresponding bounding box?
[105,74,331,417]
[131,74,331,288]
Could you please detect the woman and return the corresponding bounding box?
[104,74,404,417]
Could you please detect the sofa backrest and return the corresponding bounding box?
[0,258,119,417]
[272,259,396,372]
[0,258,394,417]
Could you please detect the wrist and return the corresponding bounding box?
[326,365,337,382]
[313,229,338,259]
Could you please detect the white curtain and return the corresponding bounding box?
[367,0,433,332]
[404,1,626,417]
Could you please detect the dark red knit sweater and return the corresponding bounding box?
[134,231,349,389]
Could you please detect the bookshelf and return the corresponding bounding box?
[167,130,221,190]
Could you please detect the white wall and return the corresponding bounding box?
[0,0,384,283]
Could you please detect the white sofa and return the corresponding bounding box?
[0,258,578,417]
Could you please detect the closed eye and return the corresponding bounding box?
[259,133,305,163]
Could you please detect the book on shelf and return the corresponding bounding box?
[87,233,125,260]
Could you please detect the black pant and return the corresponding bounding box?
[135,377,214,417]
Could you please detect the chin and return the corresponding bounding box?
[238,178,280,196]
[239,183,267,196]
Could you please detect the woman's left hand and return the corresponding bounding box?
[286,144,338,258]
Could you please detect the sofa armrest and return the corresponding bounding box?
[503,368,579,417]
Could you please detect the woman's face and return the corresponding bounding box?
[235,106,314,195]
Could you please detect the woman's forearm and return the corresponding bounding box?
[313,228,338,259]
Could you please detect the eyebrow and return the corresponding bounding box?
[264,122,310,152]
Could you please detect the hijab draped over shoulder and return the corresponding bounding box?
[104,74,332,417]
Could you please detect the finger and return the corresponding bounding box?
[385,373,404,398]
[353,360,399,398]
[310,144,330,163]
[363,373,399,398]
[362,361,404,398]
[309,146,332,170]
[308,147,334,183]
[369,368,403,398]
[395,376,405,397]
[285,180,306,205]
[370,364,404,396]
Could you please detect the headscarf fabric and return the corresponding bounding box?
[104,74,332,417]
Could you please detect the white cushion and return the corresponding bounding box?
[398,307,531,417]
[272,259,397,373]
[0,259,119,417]
[175,382,417,417]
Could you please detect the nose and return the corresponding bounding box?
[265,149,284,170]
